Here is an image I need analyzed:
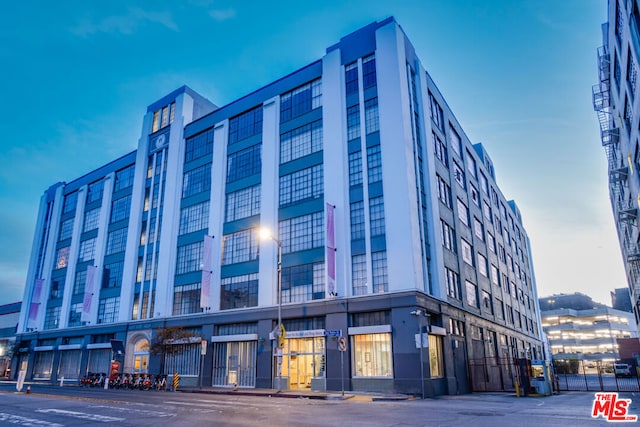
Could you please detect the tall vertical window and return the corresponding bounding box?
[280,79,322,122]
[350,201,365,240]
[364,98,379,134]
[183,163,212,198]
[44,306,61,330]
[352,254,367,296]
[465,280,478,308]
[222,229,259,265]
[225,185,261,222]
[453,161,465,189]
[179,201,210,235]
[279,211,324,253]
[428,92,444,132]
[56,246,70,269]
[465,150,477,179]
[227,144,261,182]
[371,251,388,293]
[441,220,456,252]
[110,195,131,223]
[457,199,469,226]
[352,333,392,377]
[280,120,322,163]
[97,296,120,324]
[73,269,86,295]
[490,264,499,286]
[367,145,382,183]
[369,196,385,237]
[347,105,361,141]
[86,180,104,205]
[176,241,204,275]
[437,176,452,208]
[345,62,359,95]
[83,208,100,232]
[173,283,202,315]
[279,165,323,206]
[59,219,74,241]
[446,267,461,300]
[62,192,78,214]
[68,303,82,327]
[449,125,462,156]
[106,228,128,255]
[185,128,214,162]
[473,217,484,240]
[103,261,124,288]
[477,253,488,277]
[348,151,363,186]
[362,54,376,88]
[461,239,473,265]
[229,106,263,144]
[220,273,259,310]
[114,165,135,192]
[433,132,448,167]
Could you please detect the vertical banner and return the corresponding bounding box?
[81,265,97,323]
[27,278,44,329]
[200,235,214,309]
[325,203,336,296]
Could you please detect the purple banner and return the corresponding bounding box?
[200,235,214,309]
[81,265,97,322]
[27,278,44,328]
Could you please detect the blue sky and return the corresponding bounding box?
[0,0,621,307]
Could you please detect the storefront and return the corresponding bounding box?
[57,345,82,380]
[277,330,326,390]
[211,334,257,388]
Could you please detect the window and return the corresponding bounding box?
[428,92,444,131]
[183,163,212,198]
[479,172,489,194]
[50,280,63,299]
[461,239,473,265]
[371,251,388,293]
[465,281,478,308]
[280,79,322,122]
[429,335,444,378]
[347,105,361,141]
[433,132,448,167]
[59,219,74,241]
[490,264,499,286]
[625,95,633,130]
[68,303,82,327]
[369,196,385,237]
[110,195,131,223]
[280,120,322,163]
[114,165,135,192]
[279,211,324,253]
[350,201,365,240]
[103,261,124,288]
[173,283,202,315]
[457,198,469,226]
[446,267,461,300]
[482,291,493,315]
[227,144,261,183]
[437,175,452,208]
[97,296,120,324]
[470,183,480,207]
[483,202,492,223]
[137,252,157,282]
[106,228,128,255]
[179,201,209,235]
[453,161,465,189]
[44,306,61,329]
[352,333,392,377]
[465,150,477,179]
[225,185,260,222]
[345,62,359,95]
[83,208,100,232]
[441,220,456,252]
[220,273,258,309]
[78,238,96,262]
[229,105,263,144]
[362,54,377,88]
[449,125,462,155]
[279,164,323,206]
[473,217,484,240]
[367,145,382,183]
[222,229,259,265]
[281,262,325,303]
[477,253,488,277]
[87,180,104,205]
[348,151,363,186]
[56,246,70,269]
[364,98,379,134]
[176,241,204,275]
[185,128,214,162]
[73,269,86,295]
[352,255,367,296]
[62,192,78,214]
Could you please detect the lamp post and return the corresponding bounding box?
[411,309,430,399]
[260,227,283,392]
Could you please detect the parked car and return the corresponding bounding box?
[614,362,633,378]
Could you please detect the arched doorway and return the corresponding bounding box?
[133,338,150,374]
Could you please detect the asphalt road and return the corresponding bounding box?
[0,383,635,426]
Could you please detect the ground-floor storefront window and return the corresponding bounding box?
[163,343,200,377]
[212,340,257,387]
[87,348,111,374]
[58,349,81,380]
[279,336,325,390]
[351,333,392,378]
[33,350,54,379]
[428,334,444,378]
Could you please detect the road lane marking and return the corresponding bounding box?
[88,405,175,418]
[35,409,124,422]
[0,412,64,426]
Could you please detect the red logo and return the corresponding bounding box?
[592,392,638,422]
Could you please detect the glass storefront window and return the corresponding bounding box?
[352,333,392,378]
[280,336,325,389]
[429,335,444,378]
[58,350,81,380]
[212,341,257,387]
[33,351,54,379]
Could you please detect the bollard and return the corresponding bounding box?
[60,376,64,387]
[173,372,179,391]
[26,386,31,394]
[234,382,238,392]
[515,380,520,397]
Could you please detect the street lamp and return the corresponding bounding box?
[260,227,283,392]
[411,309,430,399]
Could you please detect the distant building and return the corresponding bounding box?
[0,302,21,377]
[540,294,638,362]
[611,288,633,313]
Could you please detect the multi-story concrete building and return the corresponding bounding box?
[14,17,542,396]
[594,0,640,325]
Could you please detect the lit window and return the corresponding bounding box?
[352,333,393,377]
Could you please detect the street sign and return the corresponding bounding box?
[324,329,342,337]
[338,336,347,352]
[278,324,286,348]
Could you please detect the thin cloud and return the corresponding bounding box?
[209,8,236,22]
[71,7,178,36]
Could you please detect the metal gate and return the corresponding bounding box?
[553,360,640,392]
[469,357,519,392]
